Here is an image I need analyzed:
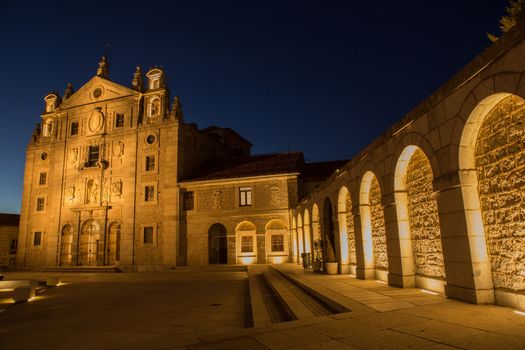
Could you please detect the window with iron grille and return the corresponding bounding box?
[36,197,45,211]
[87,145,99,167]
[144,227,154,244]
[145,186,155,201]
[34,232,42,246]
[115,113,124,128]
[145,156,155,171]
[10,239,17,254]
[39,172,47,185]
[70,121,79,135]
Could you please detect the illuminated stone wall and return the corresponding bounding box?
[406,148,445,279]
[370,176,388,270]
[475,95,525,292]
[345,194,357,265]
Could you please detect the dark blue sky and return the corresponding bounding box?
[0,0,508,213]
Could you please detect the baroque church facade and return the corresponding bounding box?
[17,58,329,271]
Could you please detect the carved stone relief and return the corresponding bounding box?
[370,176,388,270]
[406,148,445,279]
[270,185,280,206]
[111,180,123,198]
[65,185,75,202]
[88,108,105,133]
[345,193,357,265]
[113,141,125,158]
[212,191,222,209]
[476,95,525,292]
[69,147,79,165]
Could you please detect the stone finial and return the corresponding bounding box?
[63,82,74,99]
[131,66,143,91]
[96,56,110,78]
[170,95,184,120]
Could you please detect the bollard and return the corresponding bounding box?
[13,286,36,303]
[46,277,61,287]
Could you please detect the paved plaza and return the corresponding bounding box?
[1,266,525,349]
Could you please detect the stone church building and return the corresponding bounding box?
[16,58,337,271]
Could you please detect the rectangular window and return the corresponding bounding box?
[36,197,45,211]
[70,121,79,136]
[145,186,155,201]
[239,187,252,206]
[87,145,99,167]
[143,226,153,244]
[145,156,155,171]
[115,113,124,128]
[241,236,253,253]
[10,239,18,254]
[183,191,194,210]
[33,232,42,246]
[39,172,47,185]
[271,235,284,252]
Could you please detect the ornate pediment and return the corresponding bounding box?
[59,76,140,109]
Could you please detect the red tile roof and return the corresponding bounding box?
[0,213,20,226]
[184,152,304,182]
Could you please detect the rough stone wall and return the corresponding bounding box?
[0,226,18,268]
[475,95,525,292]
[345,194,357,265]
[370,176,388,270]
[406,148,445,279]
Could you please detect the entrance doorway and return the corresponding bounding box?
[80,220,101,266]
[208,223,228,264]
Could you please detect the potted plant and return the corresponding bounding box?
[312,239,323,272]
[324,238,338,275]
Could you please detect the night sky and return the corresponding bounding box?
[0,0,508,213]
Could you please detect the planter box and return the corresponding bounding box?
[325,262,338,275]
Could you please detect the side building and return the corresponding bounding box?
[16,58,336,271]
[0,214,19,271]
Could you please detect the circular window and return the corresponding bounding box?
[93,88,103,98]
[146,134,157,145]
[41,152,48,160]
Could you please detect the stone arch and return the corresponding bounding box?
[208,223,227,264]
[265,219,288,264]
[292,216,298,263]
[322,197,337,265]
[60,224,73,266]
[297,213,304,261]
[460,93,525,309]
[338,186,357,274]
[359,171,388,281]
[303,209,312,255]
[395,145,445,292]
[80,219,100,266]
[391,132,441,188]
[311,203,322,261]
[107,222,121,266]
[235,220,257,265]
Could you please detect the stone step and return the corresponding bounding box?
[39,266,121,273]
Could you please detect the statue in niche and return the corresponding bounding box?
[86,179,98,204]
[212,191,222,209]
[65,186,75,201]
[150,99,160,118]
[32,123,41,143]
